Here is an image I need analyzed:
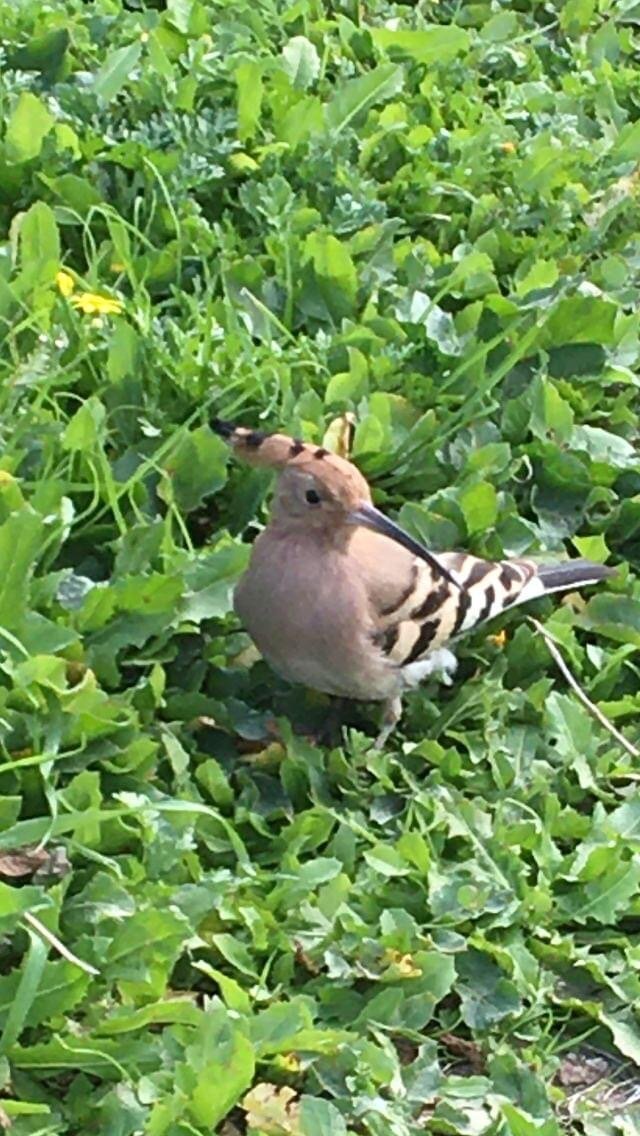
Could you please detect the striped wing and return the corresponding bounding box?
[377,552,539,669]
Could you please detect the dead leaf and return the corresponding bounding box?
[440,1032,485,1073]
[231,642,262,669]
[584,166,640,228]
[556,1050,611,1089]
[323,413,356,459]
[242,1082,300,1135]
[294,941,321,975]
[0,844,71,882]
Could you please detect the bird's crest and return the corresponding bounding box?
[213,418,464,588]
[212,418,371,501]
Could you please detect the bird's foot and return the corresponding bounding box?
[374,695,403,750]
[314,698,346,747]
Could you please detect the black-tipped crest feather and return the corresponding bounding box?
[211,417,236,439]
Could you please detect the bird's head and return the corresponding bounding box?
[213,419,461,587]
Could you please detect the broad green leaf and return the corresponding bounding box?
[530,377,574,444]
[9,26,69,76]
[252,1000,313,1056]
[300,1097,347,1136]
[456,950,521,1029]
[0,931,48,1054]
[96,1000,202,1035]
[236,59,264,141]
[0,510,44,631]
[211,933,257,977]
[363,844,411,877]
[352,413,385,456]
[608,798,640,841]
[15,200,60,293]
[273,93,324,146]
[5,92,54,163]
[515,258,559,297]
[281,36,320,90]
[63,397,107,452]
[105,908,190,999]
[370,25,469,65]
[0,883,49,934]
[161,426,228,510]
[541,295,617,346]
[571,533,609,562]
[561,859,640,923]
[481,11,519,42]
[600,1013,640,1064]
[425,304,463,356]
[560,0,596,33]
[7,1035,161,1075]
[325,64,404,134]
[582,594,640,647]
[166,0,193,32]
[571,425,637,470]
[183,1007,255,1128]
[303,231,357,320]
[459,481,498,534]
[611,120,640,164]
[0,958,89,1045]
[500,1102,560,1136]
[182,542,249,622]
[94,41,142,102]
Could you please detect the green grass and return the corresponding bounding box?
[0,0,640,1133]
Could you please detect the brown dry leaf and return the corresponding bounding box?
[0,846,52,878]
[323,413,356,459]
[242,1082,300,1135]
[294,941,321,975]
[584,166,640,227]
[556,1050,611,1089]
[440,1032,485,1073]
[232,642,263,669]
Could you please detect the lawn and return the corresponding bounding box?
[1,0,640,1133]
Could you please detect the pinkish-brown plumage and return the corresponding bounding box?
[214,419,615,747]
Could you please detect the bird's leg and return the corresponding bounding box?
[374,695,403,750]
[316,697,346,746]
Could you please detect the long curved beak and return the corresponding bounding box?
[348,502,462,590]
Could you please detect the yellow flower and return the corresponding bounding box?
[487,629,508,648]
[501,141,517,154]
[275,1053,301,1073]
[56,270,75,297]
[382,949,422,979]
[71,292,123,316]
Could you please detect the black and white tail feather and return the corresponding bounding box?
[378,551,615,690]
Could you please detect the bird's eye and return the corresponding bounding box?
[305,488,321,505]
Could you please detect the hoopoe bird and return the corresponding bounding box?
[213,420,615,748]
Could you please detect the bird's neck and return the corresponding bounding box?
[267,516,351,551]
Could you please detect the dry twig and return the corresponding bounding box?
[529,617,640,761]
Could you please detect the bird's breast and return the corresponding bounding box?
[234,529,400,701]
